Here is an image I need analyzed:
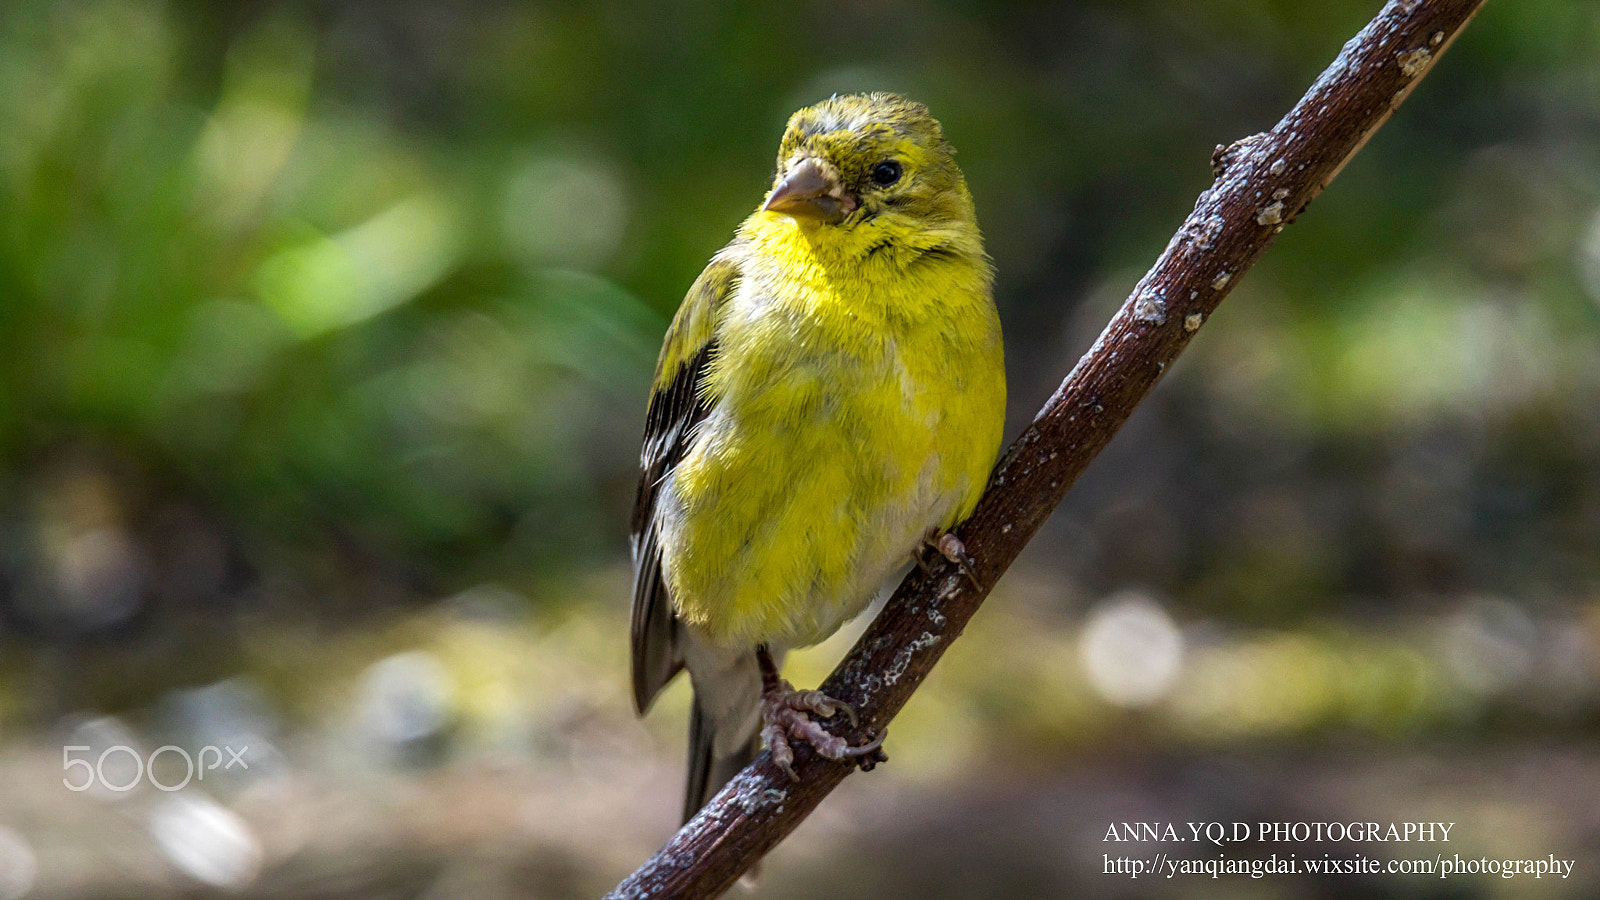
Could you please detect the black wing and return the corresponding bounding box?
[630,254,738,713]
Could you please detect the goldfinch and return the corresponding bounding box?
[631,92,1005,821]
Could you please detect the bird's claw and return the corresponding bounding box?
[760,682,885,781]
[925,531,979,585]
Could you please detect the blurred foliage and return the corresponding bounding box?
[0,0,1598,897]
[1,0,1596,610]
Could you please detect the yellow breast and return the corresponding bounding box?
[656,211,1004,650]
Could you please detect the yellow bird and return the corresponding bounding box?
[631,92,1005,821]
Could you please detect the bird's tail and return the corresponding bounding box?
[683,691,761,823]
[681,644,765,823]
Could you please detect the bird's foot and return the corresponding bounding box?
[759,681,886,780]
[919,529,979,585]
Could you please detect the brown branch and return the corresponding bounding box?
[606,1,1488,896]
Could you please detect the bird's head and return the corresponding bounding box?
[760,93,974,239]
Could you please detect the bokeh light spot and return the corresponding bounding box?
[1079,589,1185,708]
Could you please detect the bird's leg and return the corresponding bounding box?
[921,528,979,585]
[756,645,885,781]
[909,543,934,574]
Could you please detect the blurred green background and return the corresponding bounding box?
[0,1,1597,897]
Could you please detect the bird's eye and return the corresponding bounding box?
[869,160,902,187]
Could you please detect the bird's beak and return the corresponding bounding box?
[762,157,856,225]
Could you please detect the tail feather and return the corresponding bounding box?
[683,693,760,823]
[678,635,767,822]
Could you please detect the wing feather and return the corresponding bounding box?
[630,252,739,713]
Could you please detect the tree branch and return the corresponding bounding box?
[606,1,1488,896]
